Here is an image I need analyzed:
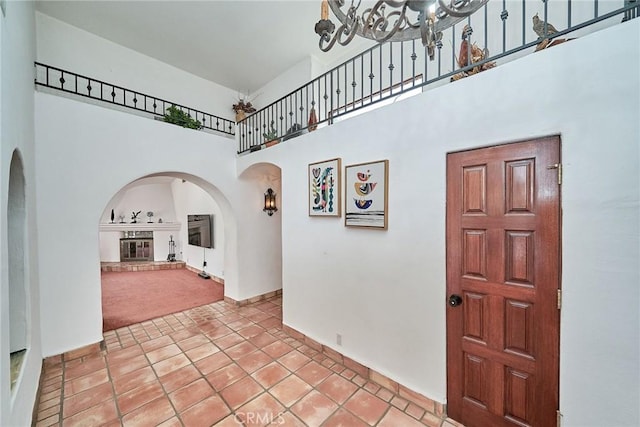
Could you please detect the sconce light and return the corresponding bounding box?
[263,188,277,216]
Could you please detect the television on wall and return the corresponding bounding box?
[187,214,213,248]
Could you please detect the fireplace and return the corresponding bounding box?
[119,231,154,262]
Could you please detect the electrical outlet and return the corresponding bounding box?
[336,334,342,346]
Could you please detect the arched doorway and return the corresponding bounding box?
[8,150,28,391]
[98,174,229,331]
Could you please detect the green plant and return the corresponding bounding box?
[263,121,278,141]
[163,105,203,130]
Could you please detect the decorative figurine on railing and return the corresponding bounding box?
[308,107,318,131]
[532,13,559,38]
[451,25,495,81]
[131,210,141,224]
[532,14,569,51]
[146,211,154,223]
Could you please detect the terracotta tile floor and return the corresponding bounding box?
[34,296,459,427]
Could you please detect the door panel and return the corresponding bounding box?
[447,137,561,427]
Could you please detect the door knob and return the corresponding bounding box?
[448,294,463,307]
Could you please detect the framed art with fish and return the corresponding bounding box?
[345,159,389,229]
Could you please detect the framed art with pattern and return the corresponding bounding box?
[308,158,341,217]
[345,159,389,229]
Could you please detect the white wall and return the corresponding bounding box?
[34,92,284,356]
[0,2,43,426]
[253,57,314,111]
[99,179,181,262]
[100,179,178,224]
[35,12,238,122]
[171,179,225,278]
[238,19,639,427]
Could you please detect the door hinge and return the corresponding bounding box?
[557,410,563,427]
[557,289,562,310]
[547,163,563,185]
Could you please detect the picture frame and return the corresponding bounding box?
[345,159,389,229]
[308,158,341,217]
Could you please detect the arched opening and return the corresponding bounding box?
[8,150,28,391]
[98,174,230,332]
[236,162,283,300]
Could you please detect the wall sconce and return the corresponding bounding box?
[263,188,277,216]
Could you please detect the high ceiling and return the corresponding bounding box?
[35,0,371,94]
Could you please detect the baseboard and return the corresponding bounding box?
[185,265,224,284]
[224,289,282,307]
[101,261,186,272]
[280,323,448,422]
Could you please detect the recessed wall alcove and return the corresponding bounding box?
[8,150,28,391]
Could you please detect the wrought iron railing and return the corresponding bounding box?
[34,62,235,137]
[238,0,638,154]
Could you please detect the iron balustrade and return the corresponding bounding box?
[34,62,235,137]
[238,0,638,154]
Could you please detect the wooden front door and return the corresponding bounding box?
[446,137,561,427]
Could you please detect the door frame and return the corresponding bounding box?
[445,136,562,426]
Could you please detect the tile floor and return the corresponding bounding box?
[34,296,460,427]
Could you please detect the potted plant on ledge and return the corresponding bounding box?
[232,98,256,122]
[163,105,203,129]
[263,121,279,148]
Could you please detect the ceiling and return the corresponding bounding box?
[35,0,371,94]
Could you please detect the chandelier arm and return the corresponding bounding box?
[370,10,407,43]
[328,0,352,25]
[437,0,486,18]
[383,0,411,8]
[324,0,488,46]
[319,33,340,52]
[361,3,385,36]
[319,17,361,52]
[419,8,429,47]
[337,20,362,45]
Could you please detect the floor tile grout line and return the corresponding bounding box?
[102,347,125,426]
[46,296,443,426]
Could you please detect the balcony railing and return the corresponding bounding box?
[238,0,638,154]
[34,62,235,137]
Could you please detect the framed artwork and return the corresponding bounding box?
[345,159,389,229]
[308,158,341,217]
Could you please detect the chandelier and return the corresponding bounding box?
[315,0,488,59]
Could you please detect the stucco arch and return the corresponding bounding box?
[35,92,285,356]
[234,161,283,301]
[97,171,240,300]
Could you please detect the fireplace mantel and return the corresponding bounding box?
[99,222,181,232]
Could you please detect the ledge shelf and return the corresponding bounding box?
[99,222,181,232]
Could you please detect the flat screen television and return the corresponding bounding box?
[187,214,213,248]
